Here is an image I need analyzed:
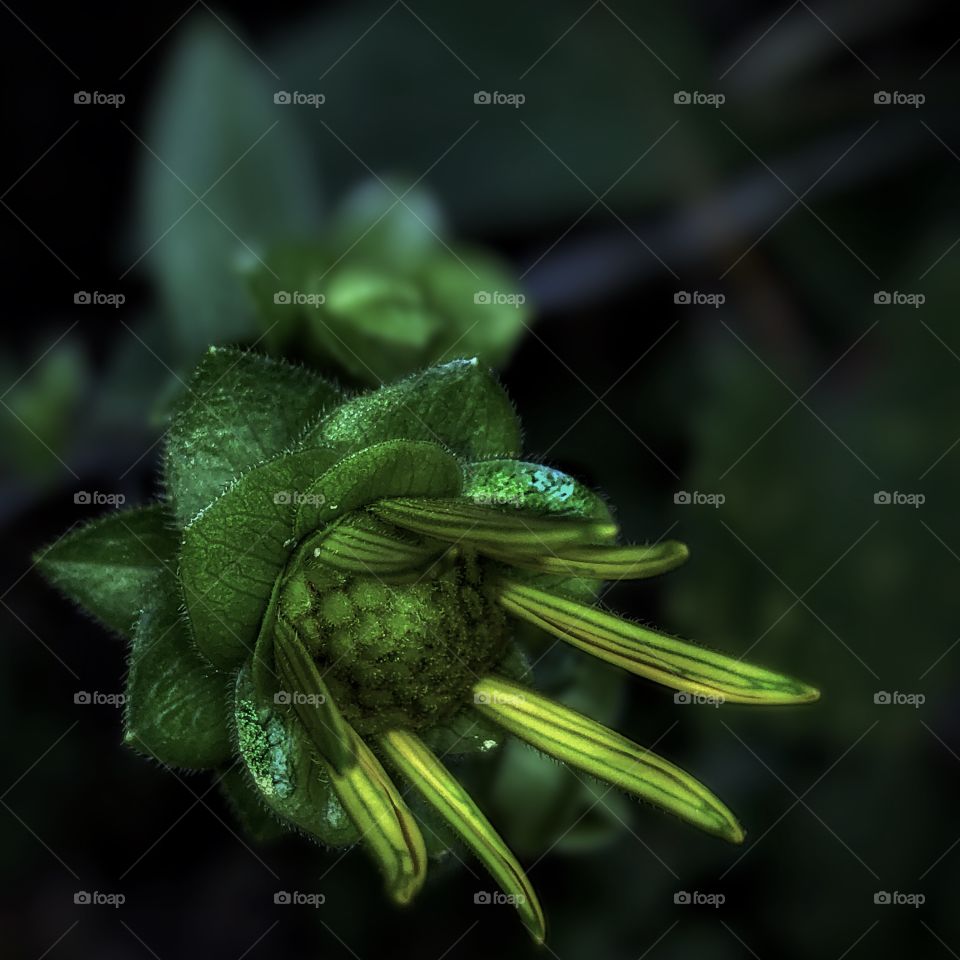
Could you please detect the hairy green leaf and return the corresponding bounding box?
[124,573,231,768]
[234,662,359,847]
[293,439,462,538]
[218,766,289,844]
[303,358,520,461]
[35,504,177,636]
[180,446,337,669]
[165,346,341,525]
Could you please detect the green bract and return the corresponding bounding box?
[242,183,532,384]
[36,349,819,944]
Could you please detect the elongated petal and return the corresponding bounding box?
[327,725,428,905]
[313,515,444,576]
[372,498,616,554]
[274,620,354,772]
[473,675,744,843]
[498,581,819,705]
[380,729,545,943]
[486,541,689,580]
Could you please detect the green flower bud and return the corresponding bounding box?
[36,348,819,944]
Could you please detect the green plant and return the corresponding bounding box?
[37,349,818,942]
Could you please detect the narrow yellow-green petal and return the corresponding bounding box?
[372,497,617,554]
[486,541,690,580]
[314,515,444,576]
[274,620,354,771]
[327,724,428,905]
[497,581,819,705]
[380,729,546,944]
[473,675,744,843]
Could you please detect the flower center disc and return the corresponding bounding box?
[277,541,509,737]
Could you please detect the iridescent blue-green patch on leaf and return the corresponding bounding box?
[124,573,231,769]
[293,439,462,538]
[463,459,616,603]
[35,504,177,637]
[234,662,359,847]
[303,359,520,461]
[462,460,612,523]
[180,447,338,669]
[165,346,342,526]
[219,766,290,844]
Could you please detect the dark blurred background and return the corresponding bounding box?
[3,1,960,957]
